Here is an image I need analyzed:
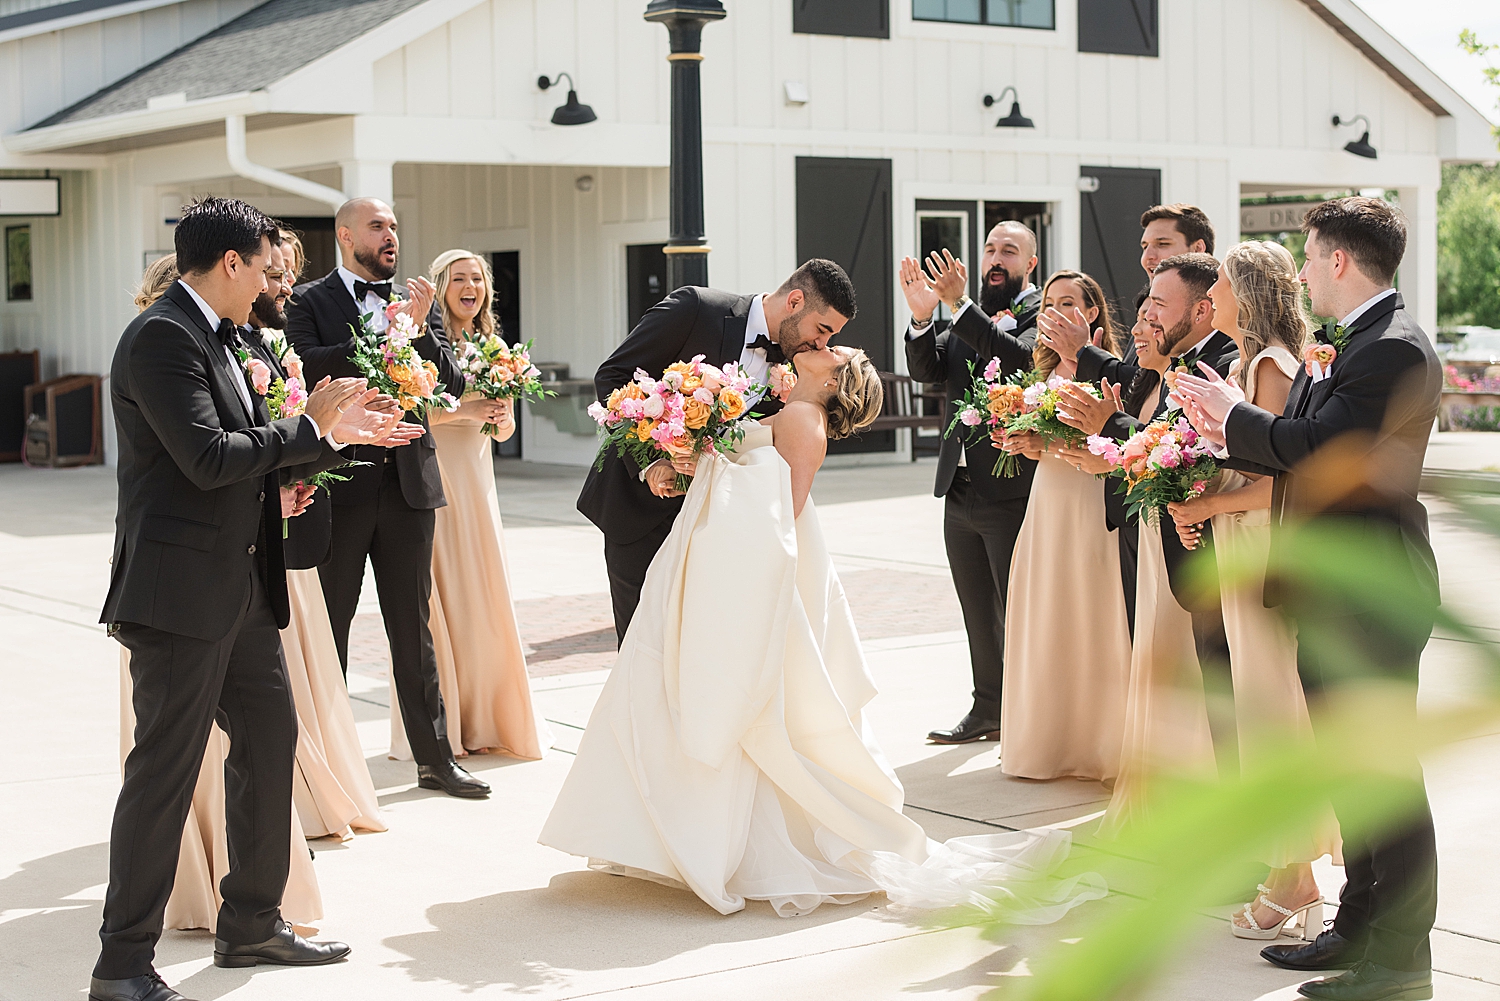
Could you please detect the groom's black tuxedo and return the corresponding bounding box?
[903,292,1039,725]
[578,286,784,643]
[96,282,348,979]
[287,269,465,767]
[1225,291,1440,974]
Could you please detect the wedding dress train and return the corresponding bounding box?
[540,426,1106,919]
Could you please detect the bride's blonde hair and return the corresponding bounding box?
[825,349,884,440]
[1222,241,1312,390]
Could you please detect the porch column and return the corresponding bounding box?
[644,0,726,292]
[340,159,394,206]
[1395,183,1439,338]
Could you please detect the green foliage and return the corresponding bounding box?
[1451,404,1500,431]
[1459,29,1500,142]
[1438,163,1500,328]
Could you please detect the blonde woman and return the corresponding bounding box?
[117,254,323,933]
[1167,241,1338,940]
[389,249,546,760]
[995,271,1133,781]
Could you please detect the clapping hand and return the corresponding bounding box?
[1179,396,1227,450]
[923,250,969,311]
[305,377,373,435]
[327,385,424,447]
[1036,306,1104,362]
[899,256,942,325]
[1055,378,1123,437]
[1173,363,1246,423]
[400,276,437,329]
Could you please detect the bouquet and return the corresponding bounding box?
[455,335,555,435]
[349,300,459,416]
[768,362,798,403]
[948,362,1099,477]
[1086,415,1220,526]
[588,355,765,492]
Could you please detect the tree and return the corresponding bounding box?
[1438,164,1500,328]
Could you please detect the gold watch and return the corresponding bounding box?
[950,294,972,315]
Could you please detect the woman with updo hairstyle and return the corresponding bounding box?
[388,249,546,762]
[993,269,1133,784]
[1167,241,1337,941]
[132,254,179,312]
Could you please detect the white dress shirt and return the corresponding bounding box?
[338,264,394,333]
[177,279,328,439]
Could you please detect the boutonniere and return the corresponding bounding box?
[242,354,272,396]
[768,362,798,402]
[1303,343,1337,383]
[1319,322,1351,353]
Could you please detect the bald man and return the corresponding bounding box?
[286,197,489,799]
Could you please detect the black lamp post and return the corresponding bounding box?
[644,0,726,291]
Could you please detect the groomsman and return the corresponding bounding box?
[1177,197,1441,1001]
[578,259,857,644]
[95,197,417,1001]
[1041,203,1216,627]
[903,221,1042,745]
[1058,253,1241,776]
[287,197,496,799]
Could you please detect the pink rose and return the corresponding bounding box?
[282,348,304,381]
[960,407,984,427]
[1191,479,1208,494]
[246,357,272,395]
[384,301,403,321]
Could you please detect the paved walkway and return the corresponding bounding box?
[2,433,1498,1000]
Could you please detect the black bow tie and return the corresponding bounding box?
[215,318,240,347]
[354,280,393,302]
[750,334,786,365]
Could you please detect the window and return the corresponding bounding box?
[5,225,31,301]
[913,0,1053,29]
[1078,0,1157,57]
[794,0,888,38]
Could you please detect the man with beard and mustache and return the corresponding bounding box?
[286,198,493,800]
[577,259,857,645]
[901,221,1042,746]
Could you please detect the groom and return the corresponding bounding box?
[96,197,418,1001]
[578,259,858,644]
[1176,197,1441,1001]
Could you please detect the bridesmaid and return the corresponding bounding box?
[388,249,547,760]
[273,228,387,840]
[1166,241,1337,939]
[119,254,322,932]
[995,271,1133,781]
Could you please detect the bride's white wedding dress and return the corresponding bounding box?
[540,425,1106,918]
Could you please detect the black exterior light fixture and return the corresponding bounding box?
[983,86,1034,129]
[1332,114,1377,159]
[538,73,597,126]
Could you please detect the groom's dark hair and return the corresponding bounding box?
[1303,196,1406,286]
[175,197,279,276]
[779,259,858,321]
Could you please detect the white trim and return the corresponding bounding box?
[0,0,187,44]
[4,92,265,153]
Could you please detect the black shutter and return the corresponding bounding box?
[1078,0,1157,57]
[1079,166,1161,314]
[793,0,889,38]
[796,156,894,454]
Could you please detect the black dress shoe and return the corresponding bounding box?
[416,760,490,798]
[1297,961,1432,1000]
[1263,929,1361,972]
[927,712,1001,744]
[213,920,350,968]
[89,973,195,1001]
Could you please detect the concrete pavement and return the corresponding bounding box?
[1,433,1498,1000]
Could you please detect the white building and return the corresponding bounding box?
[1,0,1493,464]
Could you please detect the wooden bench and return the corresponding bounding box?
[867,372,946,433]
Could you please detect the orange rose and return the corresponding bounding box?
[717,388,746,421]
[634,418,657,442]
[666,361,694,376]
[682,397,712,429]
[607,387,624,410]
[662,434,696,459]
[621,383,647,401]
[680,375,703,394]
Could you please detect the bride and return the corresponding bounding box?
[540,345,1106,920]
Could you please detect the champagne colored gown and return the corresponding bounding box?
[1101,389,1216,835]
[1000,451,1133,780]
[1213,347,1340,866]
[540,426,1106,920]
[390,416,547,760]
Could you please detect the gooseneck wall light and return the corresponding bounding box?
[538,73,597,126]
[1332,114,1377,159]
[983,86,1035,129]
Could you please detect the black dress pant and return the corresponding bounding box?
[943,470,1029,722]
[605,517,675,647]
[98,570,296,979]
[1117,519,1138,639]
[321,461,451,767]
[1295,604,1438,974]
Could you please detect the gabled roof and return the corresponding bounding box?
[31,0,428,129]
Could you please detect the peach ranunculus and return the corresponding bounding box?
[665,360,695,377]
[661,434,696,459]
[620,383,647,401]
[607,387,625,410]
[680,375,703,394]
[246,357,272,395]
[682,397,712,429]
[717,388,746,420]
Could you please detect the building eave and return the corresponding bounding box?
[4,92,271,154]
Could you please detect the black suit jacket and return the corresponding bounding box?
[576,286,784,544]
[1077,339,1142,391]
[1223,293,1441,609]
[286,270,464,510]
[101,284,347,641]
[904,290,1042,500]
